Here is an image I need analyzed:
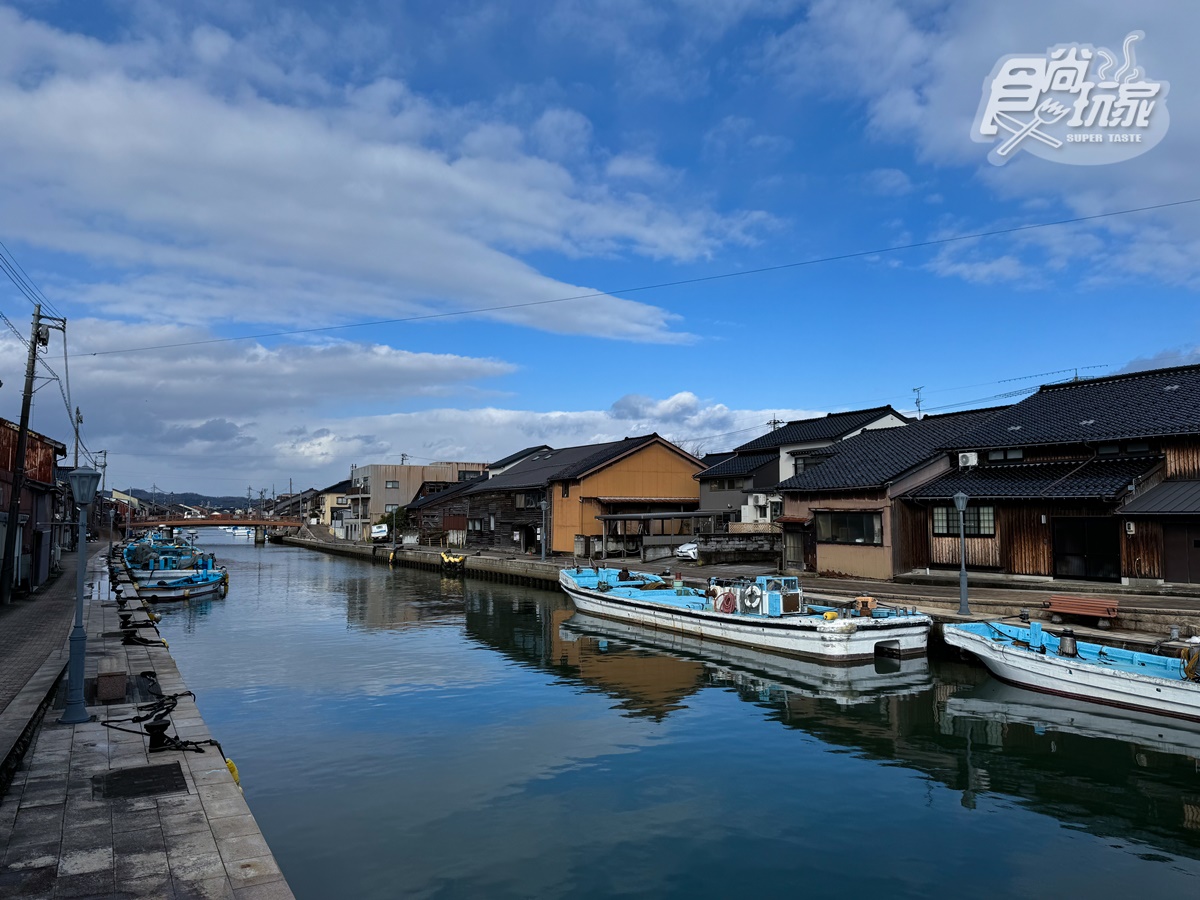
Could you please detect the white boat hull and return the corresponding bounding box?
[944,626,1200,723]
[560,574,929,662]
[129,568,214,582]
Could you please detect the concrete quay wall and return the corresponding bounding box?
[283,536,1200,646]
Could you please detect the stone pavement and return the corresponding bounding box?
[0,549,294,899]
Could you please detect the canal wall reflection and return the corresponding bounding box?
[456,581,1200,859]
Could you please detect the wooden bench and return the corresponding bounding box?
[1042,595,1120,629]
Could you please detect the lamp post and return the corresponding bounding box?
[953,491,971,617]
[60,467,101,725]
[539,499,549,562]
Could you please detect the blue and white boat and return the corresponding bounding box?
[944,621,1200,722]
[123,538,224,583]
[561,609,932,705]
[558,567,931,662]
[133,570,228,603]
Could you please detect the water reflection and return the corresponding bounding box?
[459,592,1200,860]
[154,537,1200,898]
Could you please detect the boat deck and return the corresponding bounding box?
[954,622,1191,681]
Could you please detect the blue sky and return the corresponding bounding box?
[0,0,1196,494]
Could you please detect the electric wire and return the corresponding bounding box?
[0,239,62,318]
[85,195,1200,358]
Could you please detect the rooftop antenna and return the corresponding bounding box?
[913,386,925,420]
[767,416,785,430]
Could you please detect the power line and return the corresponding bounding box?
[0,240,61,318]
[85,195,1200,358]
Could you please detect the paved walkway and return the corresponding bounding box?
[0,549,293,898]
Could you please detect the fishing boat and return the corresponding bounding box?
[943,621,1200,722]
[133,569,229,603]
[123,540,224,583]
[558,567,931,662]
[441,551,466,576]
[561,609,932,705]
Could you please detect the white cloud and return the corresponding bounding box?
[0,6,771,345]
[764,0,1200,286]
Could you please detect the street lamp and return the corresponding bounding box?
[953,491,971,617]
[60,467,102,725]
[539,499,549,563]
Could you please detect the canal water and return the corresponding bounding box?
[153,533,1200,899]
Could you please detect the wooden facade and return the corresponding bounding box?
[551,440,702,554]
[0,419,68,593]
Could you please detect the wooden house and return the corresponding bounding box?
[775,409,1001,579]
[412,435,702,556]
[695,406,908,528]
[902,364,1200,586]
[0,418,68,593]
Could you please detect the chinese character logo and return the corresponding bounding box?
[973,32,1169,166]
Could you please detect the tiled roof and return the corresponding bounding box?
[405,477,482,510]
[551,434,662,480]
[949,364,1200,449]
[1121,480,1200,515]
[317,479,352,494]
[468,442,621,492]
[733,406,905,452]
[905,457,1160,501]
[696,452,777,479]
[776,408,1004,493]
[489,445,551,469]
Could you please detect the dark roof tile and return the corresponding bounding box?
[696,452,777,479]
[905,457,1160,501]
[949,364,1200,449]
[489,445,551,469]
[777,408,1004,493]
[733,406,906,452]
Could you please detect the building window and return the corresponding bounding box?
[562,482,570,498]
[385,504,399,513]
[987,448,1023,462]
[468,518,484,531]
[707,478,748,492]
[814,512,883,545]
[1098,444,1120,455]
[933,506,995,537]
[1126,441,1150,454]
[385,480,399,489]
[459,471,482,482]
[336,497,348,505]
[769,501,782,519]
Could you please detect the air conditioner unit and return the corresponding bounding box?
[958,452,979,469]
[751,494,767,506]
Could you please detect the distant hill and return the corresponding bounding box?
[119,489,259,510]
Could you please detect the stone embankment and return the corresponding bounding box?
[281,533,1200,649]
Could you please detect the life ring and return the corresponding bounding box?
[718,592,737,613]
[743,586,762,609]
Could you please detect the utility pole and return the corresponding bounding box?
[1,306,57,604]
[73,407,82,467]
[912,386,925,420]
[400,453,409,465]
[767,417,785,430]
